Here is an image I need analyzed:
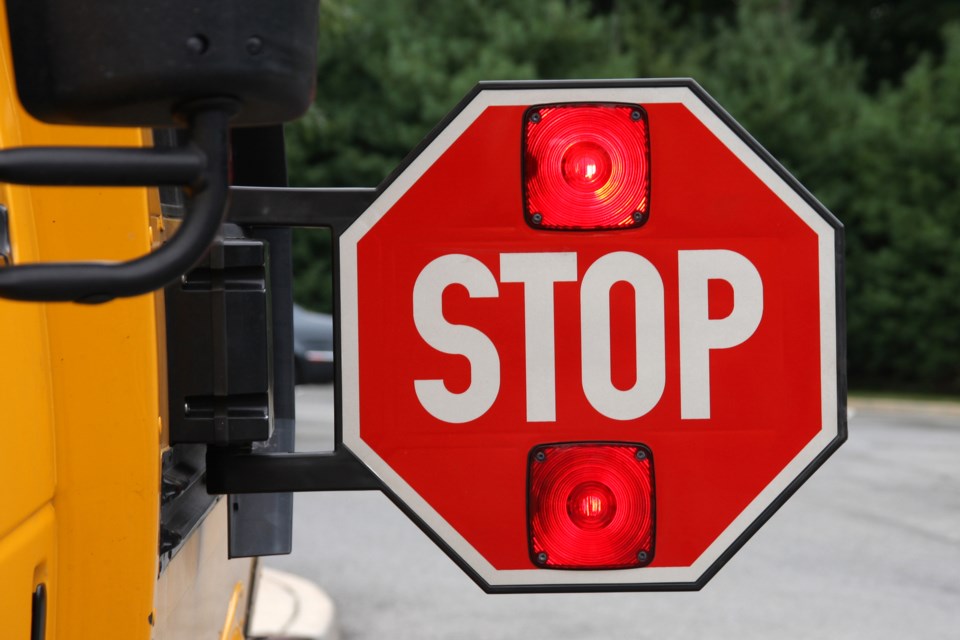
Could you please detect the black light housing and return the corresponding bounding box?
[529,442,656,569]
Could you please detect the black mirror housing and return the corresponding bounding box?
[5,0,319,127]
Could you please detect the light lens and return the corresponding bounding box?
[562,142,612,189]
[523,104,650,230]
[567,481,616,530]
[529,443,655,569]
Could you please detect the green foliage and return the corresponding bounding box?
[285,0,960,393]
[802,0,960,91]
[842,25,960,391]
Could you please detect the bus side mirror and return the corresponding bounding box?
[4,0,318,127]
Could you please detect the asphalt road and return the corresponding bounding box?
[268,386,960,639]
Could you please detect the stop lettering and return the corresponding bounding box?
[413,249,763,424]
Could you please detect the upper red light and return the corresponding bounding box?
[561,141,612,189]
[529,443,655,570]
[523,104,650,230]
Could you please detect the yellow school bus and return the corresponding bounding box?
[0,2,321,637]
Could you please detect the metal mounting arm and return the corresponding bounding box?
[0,104,234,303]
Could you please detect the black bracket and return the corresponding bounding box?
[226,185,375,230]
[166,229,273,446]
[207,449,380,493]
[206,185,382,493]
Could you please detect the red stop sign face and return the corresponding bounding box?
[340,81,844,591]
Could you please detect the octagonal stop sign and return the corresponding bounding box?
[339,80,845,592]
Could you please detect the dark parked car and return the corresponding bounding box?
[293,304,334,384]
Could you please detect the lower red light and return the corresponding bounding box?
[529,443,655,569]
[523,103,651,230]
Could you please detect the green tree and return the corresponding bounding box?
[801,0,960,91]
[842,24,960,391]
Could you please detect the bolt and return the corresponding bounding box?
[530,111,542,124]
[632,211,645,222]
[531,212,543,225]
[631,110,642,121]
[635,449,647,461]
[186,34,208,55]
[245,36,263,55]
[536,551,549,564]
[638,551,649,563]
[535,450,546,462]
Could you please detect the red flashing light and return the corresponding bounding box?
[523,104,650,230]
[568,481,616,530]
[529,443,655,570]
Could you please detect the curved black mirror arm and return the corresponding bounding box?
[0,103,234,303]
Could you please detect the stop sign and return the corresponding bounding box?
[339,80,845,591]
